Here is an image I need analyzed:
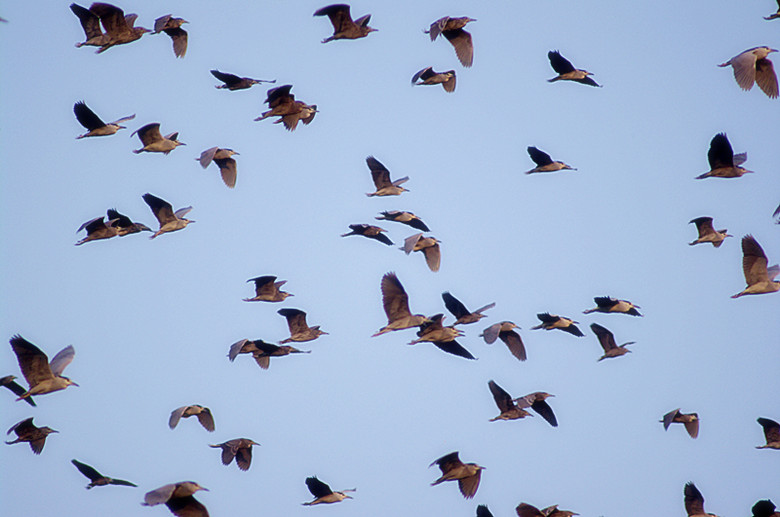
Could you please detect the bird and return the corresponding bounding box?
[516,503,579,517]
[525,147,577,174]
[107,209,151,236]
[513,392,558,427]
[313,4,376,43]
[442,292,495,325]
[132,123,186,154]
[583,296,642,316]
[152,15,187,58]
[254,85,317,131]
[73,101,135,139]
[169,405,215,432]
[71,459,137,489]
[411,67,456,92]
[142,481,209,517]
[531,313,584,337]
[278,309,327,343]
[480,321,527,361]
[71,3,112,50]
[766,1,780,20]
[9,335,77,399]
[372,272,430,336]
[196,147,239,188]
[487,380,532,421]
[243,276,292,302]
[429,451,484,499]
[547,51,600,86]
[375,210,429,231]
[590,323,634,361]
[662,408,699,439]
[425,16,476,67]
[209,439,259,471]
[695,133,751,179]
[142,193,194,239]
[341,224,393,245]
[732,235,780,297]
[85,3,150,53]
[409,314,474,360]
[0,375,36,406]
[365,156,409,196]
[756,417,780,449]
[403,233,441,272]
[688,217,731,247]
[684,482,719,517]
[753,500,780,517]
[211,70,275,90]
[228,339,310,370]
[302,476,355,505]
[75,216,120,245]
[719,47,778,98]
[477,505,494,517]
[5,417,57,454]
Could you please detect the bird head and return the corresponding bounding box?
[63,376,79,388]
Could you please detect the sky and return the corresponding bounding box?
[1,1,779,516]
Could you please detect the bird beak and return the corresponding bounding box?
[71,382,80,387]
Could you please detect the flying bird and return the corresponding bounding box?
[688,217,731,247]
[756,417,780,449]
[209,439,259,471]
[142,193,194,239]
[766,1,780,20]
[72,3,150,53]
[372,272,430,336]
[695,133,751,179]
[0,375,36,406]
[376,210,429,231]
[243,276,292,302]
[531,313,584,337]
[662,408,699,439]
[132,123,186,154]
[142,481,209,517]
[71,3,112,50]
[254,85,317,131]
[5,417,57,454]
[583,296,642,316]
[525,147,576,174]
[228,339,310,370]
[719,46,778,98]
[513,392,558,427]
[684,482,719,517]
[73,101,135,138]
[753,500,780,517]
[480,321,526,361]
[71,459,137,489]
[169,405,215,432]
[278,309,327,343]
[302,476,355,505]
[732,235,780,297]
[366,156,409,196]
[313,4,376,43]
[152,15,187,57]
[9,335,77,399]
[590,323,635,361]
[340,224,393,245]
[442,292,495,325]
[76,216,120,245]
[211,70,275,90]
[106,209,151,236]
[412,67,456,92]
[426,16,476,67]
[403,233,441,272]
[197,147,239,188]
[409,314,474,360]
[429,451,484,499]
[487,380,532,421]
[773,202,780,224]
[516,503,578,517]
[547,51,600,87]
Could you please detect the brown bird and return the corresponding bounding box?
[152,15,187,58]
[314,4,376,43]
[372,272,429,336]
[10,335,77,400]
[197,147,239,188]
[548,51,600,87]
[143,193,194,239]
[243,276,292,302]
[526,146,577,174]
[107,208,151,236]
[513,392,558,427]
[76,216,120,245]
[430,451,484,499]
[732,235,780,298]
[403,233,441,272]
[341,224,393,245]
[531,313,584,337]
[426,16,476,67]
[719,47,778,98]
[583,296,642,316]
[662,408,699,439]
[228,339,310,370]
[590,323,634,361]
[143,481,209,517]
[756,417,780,449]
[753,500,780,517]
[278,309,327,343]
[366,156,409,196]
[169,405,215,432]
[71,459,137,489]
[684,482,720,517]
[133,123,186,154]
[409,314,473,360]
[0,375,36,406]
[209,439,259,471]
[688,217,731,247]
[87,3,150,53]
[5,417,57,454]
[696,133,751,179]
[442,292,495,325]
[516,503,578,517]
[412,67,456,92]
[74,101,135,139]
[254,85,317,131]
[487,380,532,421]
[480,321,526,361]
[302,476,355,505]
[71,3,112,50]
[211,70,275,90]
[376,210,429,231]
[767,0,780,20]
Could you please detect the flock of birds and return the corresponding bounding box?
[2,2,779,517]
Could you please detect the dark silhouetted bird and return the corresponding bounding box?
[430,451,484,499]
[442,292,495,325]
[756,417,780,449]
[143,193,194,239]
[341,224,393,245]
[426,16,476,67]
[373,272,430,336]
[753,499,780,517]
[525,147,576,174]
[209,439,259,471]
[197,147,239,188]
[662,409,699,439]
[278,309,327,343]
[376,210,429,231]
[487,380,532,421]
[766,1,780,20]
[412,67,456,92]
[228,339,310,370]
[366,156,409,196]
[107,209,151,236]
[211,70,275,90]
[547,51,600,87]
[531,313,584,337]
[71,3,112,50]
[719,47,778,98]
[71,459,137,489]
[74,101,135,138]
[169,405,215,432]
[10,335,77,399]
[133,123,186,154]
[732,235,780,297]
[244,276,292,302]
[590,323,634,361]
[254,85,317,131]
[480,321,526,361]
[313,4,376,43]
[684,482,719,517]
[696,133,751,179]
[403,233,441,272]
[583,296,642,316]
[143,481,209,517]
[302,476,355,505]
[152,15,187,57]
[689,217,731,247]
[0,375,35,406]
[5,417,57,454]
[477,505,494,517]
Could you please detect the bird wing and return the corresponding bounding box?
[30,438,48,454]
[166,495,209,517]
[684,482,706,516]
[443,73,457,92]
[488,380,514,412]
[499,330,526,361]
[516,503,545,517]
[133,123,163,146]
[71,4,103,38]
[74,102,106,130]
[219,444,235,465]
[7,416,35,436]
[431,451,462,472]
[480,323,500,344]
[354,13,371,28]
[708,133,735,169]
[477,504,494,517]
[109,478,138,487]
[443,28,473,67]
[590,323,616,352]
[756,57,779,98]
[107,209,133,228]
[228,339,250,361]
[729,50,759,91]
[366,156,392,188]
[732,152,748,166]
[153,14,172,33]
[381,273,412,320]
[689,217,714,238]
[373,232,394,246]
[562,323,584,337]
[279,308,308,333]
[78,216,107,234]
[758,417,780,444]
[536,313,558,324]
[662,409,679,430]
[71,459,102,481]
[314,4,353,32]
[214,158,237,188]
[169,406,188,429]
[197,147,218,168]
[474,302,496,314]
[10,335,54,386]
[442,292,470,319]
[1,377,36,405]
[144,484,178,506]
[49,345,75,376]
[527,146,553,167]
[412,66,434,84]
[265,85,294,107]
[684,418,699,439]
[90,3,129,35]
[548,51,575,74]
[306,476,333,497]
[422,243,441,272]
[531,399,558,427]
[458,470,481,499]
[235,445,252,471]
[742,235,770,285]
[253,354,271,369]
[143,193,176,225]
[433,340,474,359]
[427,17,448,40]
[211,70,240,86]
[165,27,188,58]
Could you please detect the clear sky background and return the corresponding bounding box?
[1,1,778,516]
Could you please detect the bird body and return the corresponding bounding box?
[409,314,473,359]
[152,15,188,58]
[442,292,495,325]
[373,272,430,336]
[403,233,441,272]
[197,147,239,188]
[142,193,194,239]
[430,451,484,499]
[0,375,36,406]
[732,235,780,297]
[107,209,151,236]
[366,156,409,196]
[662,408,699,438]
[719,46,778,98]
[767,1,780,20]
[211,70,275,90]
[72,3,150,53]
[278,309,327,343]
[254,85,317,131]
[169,405,215,432]
[376,210,429,231]
[547,51,600,87]
[143,481,209,517]
[753,500,780,517]
[480,321,526,361]
[71,459,137,489]
[133,123,185,154]
[10,335,77,399]
[228,339,309,369]
[583,296,641,316]
[244,276,292,302]
[302,476,355,505]
[341,224,393,245]
[209,439,259,471]
[488,380,532,421]
[696,133,751,179]
[6,417,57,454]
[531,313,584,337]
[688,217,731,247]
[526,147,576,174]
[426,16,476,67]
[516,503,579,517]
[590,323,634,361]
[756,417,780,449]
[76,216,120,245]
[74,101,135,138]
[314,4,376,43]
[513,391,558,427]
[412,67,456,92]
